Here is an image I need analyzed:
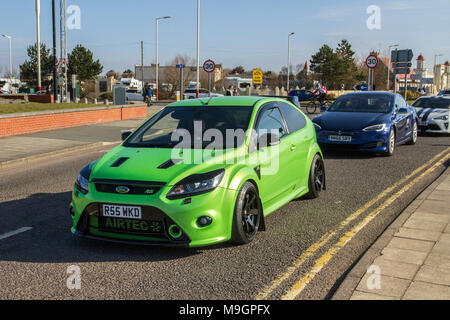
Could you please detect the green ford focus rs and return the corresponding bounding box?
[70,96,325,247]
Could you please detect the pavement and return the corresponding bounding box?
[0,105,164,168]
[333,167,450,300]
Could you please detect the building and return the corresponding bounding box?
[434,61,450,93]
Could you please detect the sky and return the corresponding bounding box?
[1,0,450,76]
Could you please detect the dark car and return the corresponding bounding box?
[312,92,418,156]
[288,89,313,102]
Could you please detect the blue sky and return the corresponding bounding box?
[1,0,449,76]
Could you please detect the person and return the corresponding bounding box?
[233,88,240,96]
[311,83,328,105]
[226,85,233,96]
[146,85,153,101]
[142,83,148,100]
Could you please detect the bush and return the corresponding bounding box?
[398,90,421,101]
[99,92,113,101]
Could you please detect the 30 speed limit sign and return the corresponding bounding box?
[203,60,216,73]
[365,55,378,69]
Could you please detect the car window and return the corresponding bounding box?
[413,98,450,109]
[279,102,306,133]
[256,107,287,139]
[396,95,407,110]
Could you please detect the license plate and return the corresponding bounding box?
[420,120,428,126]
[102,204,142,220]
[329,135,352,142]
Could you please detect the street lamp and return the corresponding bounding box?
[196,0,200,98]
[36,0,41,92]
[387,44,398,91]
[1,34,12,78]
[155,15,171,101]
[287,32,295,93]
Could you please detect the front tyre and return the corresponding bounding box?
[231,182,261,245]
[383,128,396,156]
[304,154,326,199]
[406,120,418,145]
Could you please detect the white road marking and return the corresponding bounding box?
[0,227,33,240]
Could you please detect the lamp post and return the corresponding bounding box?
[287,32,294,93]
[36,0,41,92]
[196,0,200,98]
[1,35,12,78]
[387,44,398,91]
[155,15,171,101]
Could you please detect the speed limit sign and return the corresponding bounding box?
[366,55,378,69]
[203,60,216,73]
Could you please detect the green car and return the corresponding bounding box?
[70,96,325,247]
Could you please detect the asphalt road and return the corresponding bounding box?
[0,131,449,300]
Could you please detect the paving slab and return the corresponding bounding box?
[424,253,450,269]
[395,227,442,242]
[403,281,450,300]
[380,247,428,265]
[414,265,450,286]
[350,291,400,300]
[386,237,434,253]
[355,273,410,298]
[371,256,420,280]
[402,218,447,232]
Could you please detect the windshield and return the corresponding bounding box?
[124,106,254,149]
[413,98,450,109]
[328,94,394,113]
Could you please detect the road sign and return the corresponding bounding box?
[392,62,412,68]
[176,64,185,69]
[393,68,411,75]
[365,55,378,69]
[391,49,413,63]
[203,60,216,73]
[253,68,263,85]
[360,83,368,91]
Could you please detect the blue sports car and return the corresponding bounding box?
[312,92,418,156]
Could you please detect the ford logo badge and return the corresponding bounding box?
[115,186,130,194]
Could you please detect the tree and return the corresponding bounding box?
[106,70,120,79]
[230,66,245,75]
[68,44,103,80]
[19,43,54,87]
[122,69,135,78]
[160,55,197,99]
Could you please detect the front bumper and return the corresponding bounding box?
[419,118,450,134]
[70,183,237,247]
[315,129,389,152]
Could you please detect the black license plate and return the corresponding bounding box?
[98,217,163,235]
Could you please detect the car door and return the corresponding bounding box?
[252,103,293,205]
[394,95,410,142]
[278,102,311,189]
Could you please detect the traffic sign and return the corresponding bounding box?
[366,55,378,69]
[393,68,411,75]
[391,49,413,63]
[176,64,185,69]
[360,83,368,91]
[203,60,216,73]
[253,68,263,85]
[392,62,412,68]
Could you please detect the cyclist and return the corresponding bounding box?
[311,83,328,106]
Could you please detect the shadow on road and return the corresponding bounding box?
[0,192,230,264]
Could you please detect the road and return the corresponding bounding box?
[0,131,449,300]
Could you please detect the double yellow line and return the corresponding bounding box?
[255,147,450,300]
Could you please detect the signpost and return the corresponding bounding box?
[203,59,216,97]
[176,64,185,100]
[365,54,378,91]
[253,68,263,86]
[391,49,414,99]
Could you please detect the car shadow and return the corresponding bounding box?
[321,148,380,160]
[0,192,231,264]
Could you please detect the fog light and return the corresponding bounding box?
[197,216,213,227]
[168,225,182,239]
[69,206,75,217]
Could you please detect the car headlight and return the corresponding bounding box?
[313,122,322,130]
[75,164,93,194]
[363,124,387,132]
[167,169,225,200]
[433,115,449,121]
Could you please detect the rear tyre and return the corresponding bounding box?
[231,182,261,245]
[306,101,318,114]
[304,154,326,199]
[406,120,418,145]
[382,128,396,156]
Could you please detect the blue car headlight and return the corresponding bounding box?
[313,122,322,130]
[363,124,387,132]
[167,169,225,200]
[433,115,449,121]
[75,164,93,194]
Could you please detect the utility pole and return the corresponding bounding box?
[52,0,57,102]
[36,0,41,92]
[196,0,200,98]
[141,40,144,89]
[1,35,12,78]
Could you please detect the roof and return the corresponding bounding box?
[167,96,273,107]
[340,91,397,97]
[417,54,425,61]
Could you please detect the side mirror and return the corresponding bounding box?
[258,133,280,149]
[121,130,133,141]
[320,105,328,112]
[398,108,408,114]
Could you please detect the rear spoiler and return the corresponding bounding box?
[258,95,301,108]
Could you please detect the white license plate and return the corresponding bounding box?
[102,204,142,220]
[329,135,352,142]
[420,120,428,126]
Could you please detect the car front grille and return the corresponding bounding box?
[92,179,165,195]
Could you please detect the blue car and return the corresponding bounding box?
[288,89,313,102]
[312,92,418,156]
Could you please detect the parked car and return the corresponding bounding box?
[288,89,313,102]
[412,96,450,133]
[70,96,325,247]
[184,88,224,99]
[438,90,450,97]
[126,89,144,102]
[312,92,418,156]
